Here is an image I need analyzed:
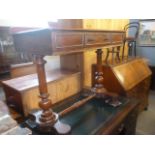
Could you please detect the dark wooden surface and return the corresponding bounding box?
[13,28,125,56]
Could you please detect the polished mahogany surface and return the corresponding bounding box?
[13,28,125,55]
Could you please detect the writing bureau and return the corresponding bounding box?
[92,57,151,113]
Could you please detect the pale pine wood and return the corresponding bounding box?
[22,72,81,115]
[82,19,129,87]
[10,56,60,78]
[2,70,81,116]
[10,62,36,78]
[113,58,152,91]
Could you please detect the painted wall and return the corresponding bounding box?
[130,19,155,66]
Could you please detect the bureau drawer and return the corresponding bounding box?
[85,32,111,47]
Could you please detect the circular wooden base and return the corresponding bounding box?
[28,110,71,134]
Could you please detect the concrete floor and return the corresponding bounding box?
[0,86,155,134]
[136,91,155,135]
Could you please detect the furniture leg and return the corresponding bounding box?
[28,55,71,134]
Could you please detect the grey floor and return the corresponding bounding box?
[136,91,155,135]
[0,86,155,134]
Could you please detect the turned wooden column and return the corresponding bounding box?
[92,49,107,97]
[35,55,56,126]
[32,55,71,134]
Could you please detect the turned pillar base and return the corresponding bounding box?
[28,55,71,134]
[27,110,71,135]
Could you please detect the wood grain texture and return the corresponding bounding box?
[2,71,81,116]
[82,19,129,87]
[3,70,79,92]
[10,62,36,78]
[92,58,151,113]
[22,72,81,115]
[113,58,152,91]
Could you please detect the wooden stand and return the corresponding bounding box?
[92,49,119,106]
[29,55,71,134]
[91,49,107,97]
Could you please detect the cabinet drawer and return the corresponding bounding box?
[52,32,84,52]
[85,32,111,47]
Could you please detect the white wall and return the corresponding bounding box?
[44,56,60,71]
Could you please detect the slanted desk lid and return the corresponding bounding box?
[112,58,152,91]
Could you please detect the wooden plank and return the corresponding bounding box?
[10,62,36,78]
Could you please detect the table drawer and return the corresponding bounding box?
[111,33,124,44]
[52,32,84,52]
[85,32,111,47]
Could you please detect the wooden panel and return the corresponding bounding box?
[10,62,36,78]
[83,19,129,30]
[113,62,139,90]
[113,58,152,91]
[22,72,81,115]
